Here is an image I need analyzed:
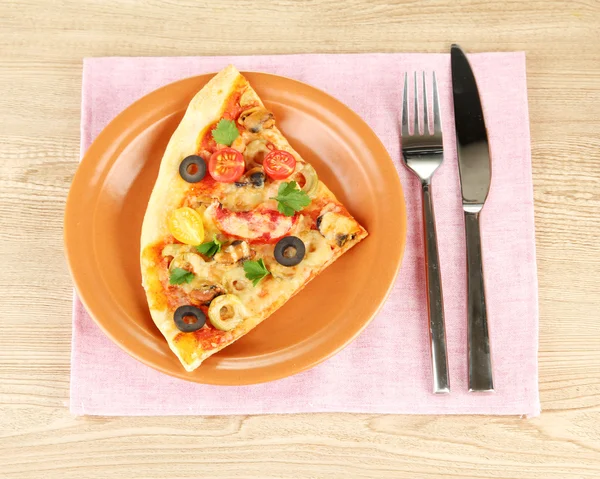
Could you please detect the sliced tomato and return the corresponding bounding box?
[167,207,205,245]
[263,150,296,180]
[208,147,245,183]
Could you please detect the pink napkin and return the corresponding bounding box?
[71,53,540,416]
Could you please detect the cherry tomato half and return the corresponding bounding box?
[263,150,297,180]
[208,148,245,183]
[167,207,205,245]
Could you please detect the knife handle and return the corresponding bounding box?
[421,182,450,394]
[464,211,494,392]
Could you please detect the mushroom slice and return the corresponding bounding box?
[235,166,266,188]
[317,211,360,247]
[214,240,254,265]
[168,252,207,275]
[188,280,225,304]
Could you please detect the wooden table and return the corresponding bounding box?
[1,1,599,477]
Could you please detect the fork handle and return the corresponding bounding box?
[464,211,494,392]
[421,182,450,394]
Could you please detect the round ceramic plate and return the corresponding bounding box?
[64,72,406,385]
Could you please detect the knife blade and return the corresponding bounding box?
[451,44,494,392]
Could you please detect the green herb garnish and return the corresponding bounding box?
[169,267,195,285]
[243,259,270,286]
[270,180,311,217]
[196,236,222,257]
[212,119,239,146]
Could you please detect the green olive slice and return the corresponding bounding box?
[300,164,319,197]
[208,294,246,331]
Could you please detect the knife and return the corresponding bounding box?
[451,44,494,392]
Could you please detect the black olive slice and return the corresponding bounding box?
[179,155,206,183]
[274,236,306,267]
[173,305,206,332]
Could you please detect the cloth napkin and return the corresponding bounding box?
[71,53,540,416]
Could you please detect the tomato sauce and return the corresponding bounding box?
[222,90,243,121]
[187,172,217,200]
[192,323,229,350]
[200,122,218,153]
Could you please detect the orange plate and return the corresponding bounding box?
[64,72,407,385]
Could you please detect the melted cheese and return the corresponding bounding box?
[300,230,333,267]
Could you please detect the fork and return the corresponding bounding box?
[401,72,450,394]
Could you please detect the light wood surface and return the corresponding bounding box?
[1,0,599,477]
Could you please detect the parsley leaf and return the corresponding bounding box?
[243,259,270,286]
[169,267,195,285]
[196,236,222,257]
[212,119,239,146]
[270,181,311,216]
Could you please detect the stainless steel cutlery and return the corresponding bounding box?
[401,71,450,394]
[401,44,494,393]
[451,44,494,392]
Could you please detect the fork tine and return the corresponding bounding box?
[414,71,419,135]
[422,71,429,135]
[401,72,410,137]
[432,71,442,134]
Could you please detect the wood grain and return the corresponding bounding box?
[1,0,599,477]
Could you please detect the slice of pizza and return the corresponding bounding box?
[140,65,367,371]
